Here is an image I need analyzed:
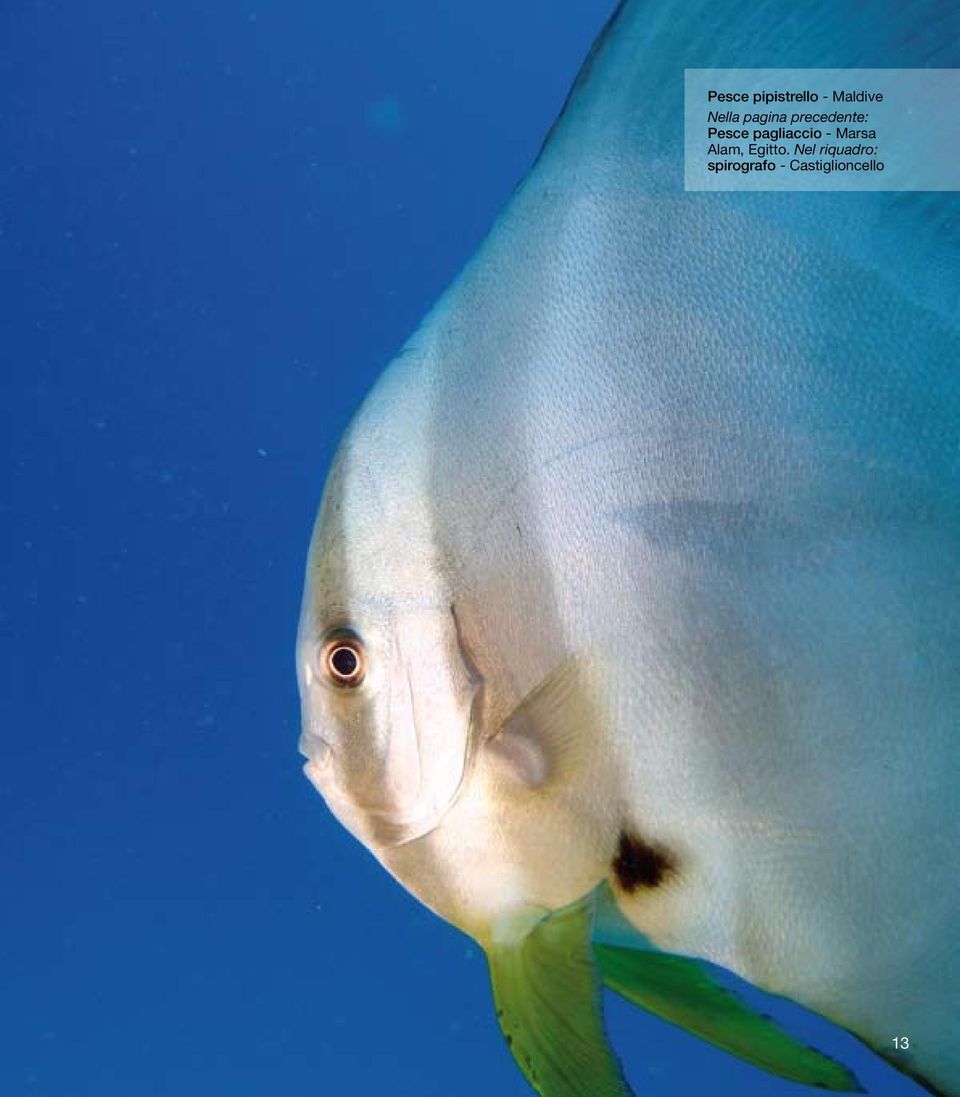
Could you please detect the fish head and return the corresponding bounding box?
[296,411,482,852]
[296,361,623,935]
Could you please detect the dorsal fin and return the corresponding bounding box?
[539,0,958,164]
[521,0,958,327]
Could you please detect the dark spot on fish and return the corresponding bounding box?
[612,830,675,892]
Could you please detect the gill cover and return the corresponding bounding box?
[375,606,481,844]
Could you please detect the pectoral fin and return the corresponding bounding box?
[486,897,632,1097]
[487,655,607,790]
[591,881,862,1092]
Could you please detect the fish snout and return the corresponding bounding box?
[298,727,332,770]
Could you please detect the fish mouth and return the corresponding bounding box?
[298,730,331,768]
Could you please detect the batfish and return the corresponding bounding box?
[297,1,959,1093]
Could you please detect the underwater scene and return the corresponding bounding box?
[3,2,956,1095]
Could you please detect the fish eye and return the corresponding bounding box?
[320,633,365,688]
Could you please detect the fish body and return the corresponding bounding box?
[298,1,959,1093]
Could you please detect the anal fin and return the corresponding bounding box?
[593,920,862,1092]
[486,897,632,1096]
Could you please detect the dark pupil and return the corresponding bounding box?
[330,646,358,678]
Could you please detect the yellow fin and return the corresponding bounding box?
[591,883,862,1091]
[487,896,632,1096]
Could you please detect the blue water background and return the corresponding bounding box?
[0,3,931,1094]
